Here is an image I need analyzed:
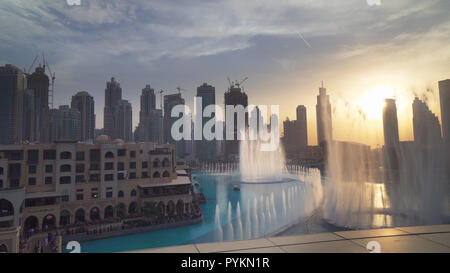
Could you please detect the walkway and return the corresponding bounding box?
[126,224,450,253]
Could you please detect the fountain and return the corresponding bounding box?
[239,139,288,183]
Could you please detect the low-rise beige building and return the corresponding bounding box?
[0,135,197,253]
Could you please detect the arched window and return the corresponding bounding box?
[60,164,71,172]
[152,159,159,168]
[0,199,14,216]
[0,244,7,253]
[166,200,175,216]
[128,202,138,214]
[42,214,56,230]
[90,207,100,221]
[131,189,137,197]
[117,203,126,218]
[176,200,184,215]
[105,152,114,159]
[75,208,85,223]
[60,210,70,226]
[104,206,114,219]
[162,171,170,177]
[24,216,38,231]
[0,167,4,175]
[162,158,170,167]
[60,151,72,160]
[153,171,160,178]
[118,191,124,198]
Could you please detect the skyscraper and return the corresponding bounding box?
[224,83,248,158]
[383,99,400,147]
[114,100,133,142]
[439,79,450,142]
[48,105,81,142]
[136,84,163,143]
[316,83,332,145]
[71,91,95,141]
[196,83,216,161]
[104,77,122,138]
[412,97,441,146]
[22,88,36,142]
[0,64,25,144]
[164,93,185,158]
[296,105,308,147]
[27,65,50,142]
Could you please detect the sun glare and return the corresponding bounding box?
[357,85,397,120]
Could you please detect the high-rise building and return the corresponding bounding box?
[196,83,216,161]
[412,97,442,145]
[296,105,308,147]
[103,77,122,138]
[164,93,186,158]
[439,79,450,142]
[27,65,50,142]
[224,83,248,158]
[114,100,133,142]
[383,99,400,147]
[48,105,81,142]
[316,83,332,145]
[283,105,308,153]
[71,91,95,141]
[22,89,36,142]
[0,64,25,144]
[135,85,163,143]
[140,84,156,118]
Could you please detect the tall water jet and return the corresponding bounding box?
[236,202,243,240]
[252,197,259,237]
[239,139,287,182]
[214,204,223,242]
[226,201,234,241]
[245,200,252,239]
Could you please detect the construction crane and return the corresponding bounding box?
[227,77,233,88]
[23,55,38,75]
[44,56,56,109]
[176,86,188,95]
[235,77,248,88]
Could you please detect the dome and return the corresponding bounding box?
[113,139,125,145]
[95,135,111,143]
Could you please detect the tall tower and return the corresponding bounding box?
[296,105,308,147]
[413,97,442,146]
[114,100,133,142]
[316,83,332,145]
[383,99,400,147]
[103,77,122,139]
[196,83,216,161]
[224,83,248,158]
[164,93,185,158]
[0,64,25,144]
[71,91,95,141]
[136,84,162,143]
[439,79,450,142]
[27,65,49,142]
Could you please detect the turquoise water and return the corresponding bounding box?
[76,172,318,253]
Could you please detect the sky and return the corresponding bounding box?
[1,0,449,146]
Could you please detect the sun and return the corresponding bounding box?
[357,85,396,120]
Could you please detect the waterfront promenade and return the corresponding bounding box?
[126,224,450,253]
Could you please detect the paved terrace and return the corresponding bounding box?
[126,225,450,253]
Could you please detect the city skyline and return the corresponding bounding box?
[1,0,450,146]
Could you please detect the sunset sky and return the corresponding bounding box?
[1,0,449,146]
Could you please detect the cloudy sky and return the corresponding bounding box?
[1,0,449,146]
